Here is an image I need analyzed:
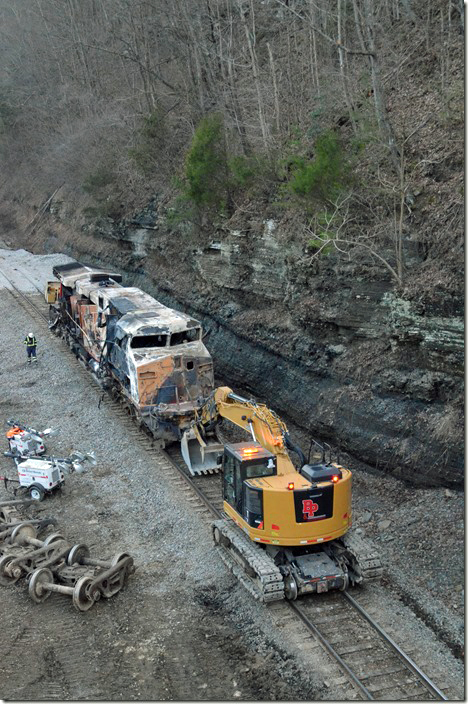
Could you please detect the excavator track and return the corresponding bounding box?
[335,530,383,583]
[212,519,284,603]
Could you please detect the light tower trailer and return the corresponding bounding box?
[5,419,55,459]
[2,452,96,502]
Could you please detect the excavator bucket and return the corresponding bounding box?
[181,427,224,476]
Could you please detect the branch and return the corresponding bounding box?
[305,229,401,284]
[334,237,401,283]
[402,116,431,145]
[77,41,177,92]
[273,0,375,56]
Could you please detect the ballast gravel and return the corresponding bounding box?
[0,247,464,700]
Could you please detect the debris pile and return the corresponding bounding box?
[0,500,135,611]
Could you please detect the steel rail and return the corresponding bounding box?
[160,445,448,701]
[9,267,45,296]
[289,599,374,699]
[161,448,223,521]
[342,590,448,700]
[0,268,49,323]
[0,263,450,701]
[160,445,447,701]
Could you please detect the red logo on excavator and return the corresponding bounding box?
[302,499,319,519]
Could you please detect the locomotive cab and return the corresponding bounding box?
[47,260,215,446]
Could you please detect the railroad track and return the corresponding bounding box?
[0,267,50,325]
[159,446,450,701]
[0,267,455,701]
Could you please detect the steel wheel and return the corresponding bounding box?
[213,526,229,547]
[72,576,97,612]
[284,574,298,601]
[339,571,350,591]
[43,533,66,546]
[0,555,21,585]
[110,552,131,567]
[29,568,53,603]
[11,523,37,545]
[67,543,90,566]
[213,526,221,545]
[0,507,19,524]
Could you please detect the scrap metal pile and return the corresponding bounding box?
[0,500,135,611]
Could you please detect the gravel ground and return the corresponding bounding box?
[278,420,465,657]
[0,247,73,292]
[0,248,464,700]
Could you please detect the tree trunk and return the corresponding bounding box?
[237,0,269,148]
[361,0,401,175]
[337,0,357,133]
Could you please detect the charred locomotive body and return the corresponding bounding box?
[48,262,214,444]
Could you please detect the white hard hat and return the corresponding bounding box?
[29,332,34,337]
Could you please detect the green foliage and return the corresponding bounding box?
[129,108,168,175]
[166,192,197,226]
[287,131,348,203]
[177,115,286,219]
[287,124,303,149]
[308,234,333,255]
[233,152,281,199]
[228,155,254,188]
[184,113,227,210]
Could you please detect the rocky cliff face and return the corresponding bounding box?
[33,198,463,487]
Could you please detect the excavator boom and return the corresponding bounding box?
[180,386,382,601]
[182,387,292,475]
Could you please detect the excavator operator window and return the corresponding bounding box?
[243,485,264,528]
[244,461,276,479]
[223,454,236,508]
[223,443,276,516]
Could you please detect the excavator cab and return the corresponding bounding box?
[222,442,276,528]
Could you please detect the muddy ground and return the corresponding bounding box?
[0,249,464,701]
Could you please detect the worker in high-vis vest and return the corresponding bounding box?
[23,333,37,363]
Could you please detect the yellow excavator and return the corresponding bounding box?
[181,387,382,602]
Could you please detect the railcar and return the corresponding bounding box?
[47,261,214,445]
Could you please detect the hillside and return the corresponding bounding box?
[0,0,463,485]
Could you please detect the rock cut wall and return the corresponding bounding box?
[27,202,464,487]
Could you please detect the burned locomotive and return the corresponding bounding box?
[47,261,214,445]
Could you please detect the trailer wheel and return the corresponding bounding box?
[29,484,45,502]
